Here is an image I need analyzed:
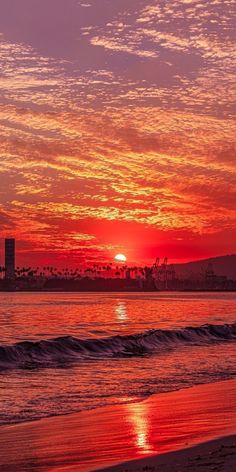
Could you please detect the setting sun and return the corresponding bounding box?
[115,254,127,263]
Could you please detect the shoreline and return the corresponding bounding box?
[1,378,236,471]
[98,434,236,472]
[0,376,235,429]
[1,289,236,292]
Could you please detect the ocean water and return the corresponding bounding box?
[0,292,236,426]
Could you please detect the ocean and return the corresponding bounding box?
[0,292,236,426]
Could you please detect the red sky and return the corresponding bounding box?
[0,0,235,267]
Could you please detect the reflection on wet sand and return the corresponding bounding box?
[1,379,236,472]
[125,401,156,455]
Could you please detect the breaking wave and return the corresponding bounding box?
[1,322,236,369]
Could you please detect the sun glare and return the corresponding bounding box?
[115,253,127,262]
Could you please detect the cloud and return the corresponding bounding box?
[0,0,235,263]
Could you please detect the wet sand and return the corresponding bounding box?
[0,378,236,472]
[99,435,236,472]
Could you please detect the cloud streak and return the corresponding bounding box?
[0,0,235,264]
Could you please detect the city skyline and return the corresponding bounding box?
[1,236,236,292]
[0,0,235,266]
[1,236,236,272]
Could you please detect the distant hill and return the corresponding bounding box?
[174,254,236,280]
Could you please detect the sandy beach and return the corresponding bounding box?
[99,435,236,472]
[0,378,236,472]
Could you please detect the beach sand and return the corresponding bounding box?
[98,435,236,472]
[0,378,236,471]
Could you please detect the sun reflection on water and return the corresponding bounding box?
[115,301,128,321]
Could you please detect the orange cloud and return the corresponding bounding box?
[0,0,235,264]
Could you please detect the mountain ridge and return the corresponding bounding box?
[174,254,236,279]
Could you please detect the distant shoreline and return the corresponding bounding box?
[0,288,236,293]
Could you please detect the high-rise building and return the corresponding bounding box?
[5,238,15,279]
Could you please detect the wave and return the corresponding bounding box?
[1,322,236,369]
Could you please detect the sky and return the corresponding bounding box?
[0,0,235,267]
